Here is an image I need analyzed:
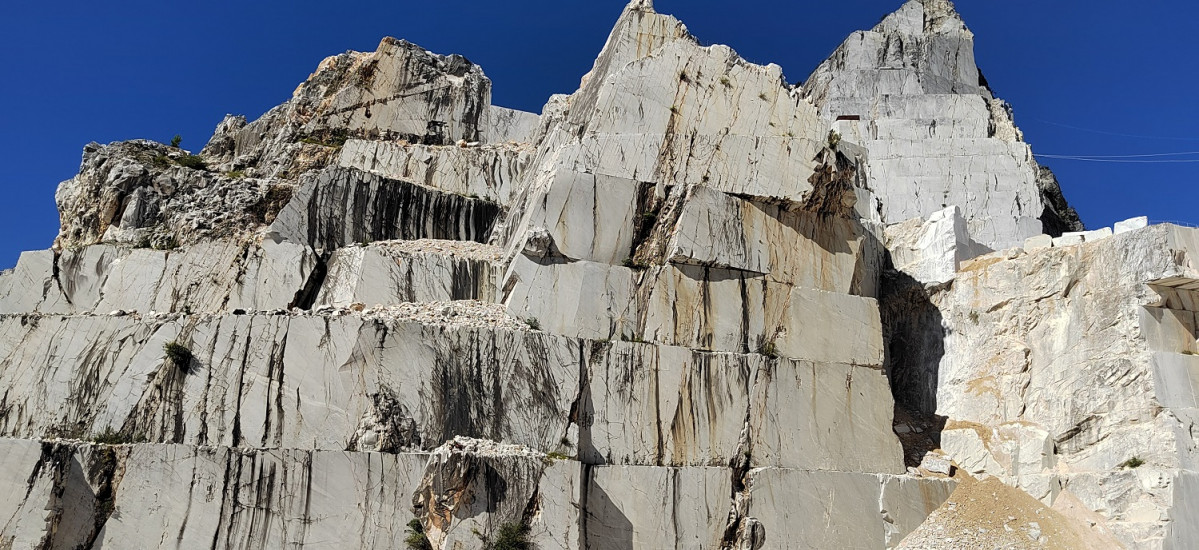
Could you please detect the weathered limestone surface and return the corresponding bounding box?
[0,437,430,549]
[665,185,884,294]
[201,38,532,179]
[270,166,500,250]
[54,140,299,251]
[0,436,947,550]
[580,341,903,472]
[749,469,955,549]
[316,240,500,306]
[0,239,315,315]
[505,257,883,364]
[337,139,533,205]
[0,313,579,455]
[413,438,549,548]
[505,167,645,266]
[0,312,901,473]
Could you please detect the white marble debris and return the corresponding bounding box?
[885,206,991,285]
[1115,216,1149,234]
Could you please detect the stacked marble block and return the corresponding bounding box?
[0,161,518,549]
[1023,216,1150,251]
[0,5,962,550]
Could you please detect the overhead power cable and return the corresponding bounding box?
[1034,119,1199,142]
[1033,154,1199,163]
[1035,151,1199,159]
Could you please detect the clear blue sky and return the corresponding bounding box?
[2,0,1197,269]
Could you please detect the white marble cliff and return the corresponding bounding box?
[0,1,1190,549]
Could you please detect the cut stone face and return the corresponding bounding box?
[22,0,1197,548]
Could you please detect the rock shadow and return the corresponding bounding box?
[879,260,948,467]
[580,466,634,550]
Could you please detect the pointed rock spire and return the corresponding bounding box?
[627,0,654,12]
[568,0,689,125]
[801,0,1083,248]
[918,0,963,32]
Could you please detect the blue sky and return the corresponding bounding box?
[2,0,1197,268]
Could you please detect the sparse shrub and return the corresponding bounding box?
[1120,457,1145,469]
[758,341,779,359]
[968,311,980,324]
[299,129,349,148]
[679,71,690,83]
[545,451,570,462]
[175,155,207,170]
[491,522,532,550]
[152,154,172,169]
[225,170,247,179]
[525,318,541,331]
[170,134,182,148]
[91,426,130,445]
[164,341,193,368]
[758,92,768,101]
[827,130,842,149]
[404,519,433,550]
[560,436,573,448]
[669,105,680,114]
[720,76,731,86]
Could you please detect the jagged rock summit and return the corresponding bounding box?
[0,1,1192,549]
[804,0,1083,249]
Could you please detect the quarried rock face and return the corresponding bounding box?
[883,224,1199,548]
[804,0,1084,249]
[23,0,1199,549]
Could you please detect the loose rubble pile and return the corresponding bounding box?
[0,1,1193,549]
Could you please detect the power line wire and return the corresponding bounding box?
[1035,151,1199,159]
[1034,154,1199,163]
[1034,118,1199,142]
